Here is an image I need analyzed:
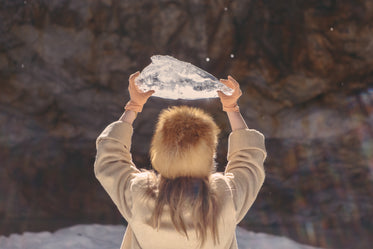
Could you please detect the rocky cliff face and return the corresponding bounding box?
[1,0,372,248]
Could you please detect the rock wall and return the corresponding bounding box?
[1,0,372,248]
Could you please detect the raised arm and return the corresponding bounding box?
[217,76,266,223]
[94,72,154,220]
[217,75,247,131]
[119,110,137,124]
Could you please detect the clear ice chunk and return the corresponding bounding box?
[135,55,234,100]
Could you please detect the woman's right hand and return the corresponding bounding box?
[124,71,155,113]
[217,76,242,112]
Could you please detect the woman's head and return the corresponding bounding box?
[150,106,220,179]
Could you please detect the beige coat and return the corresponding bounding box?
[94,121,266,249]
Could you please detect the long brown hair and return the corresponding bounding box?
[147,106,221,246]
[146,174,220,247]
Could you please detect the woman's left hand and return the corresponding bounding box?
[124,71,155,113]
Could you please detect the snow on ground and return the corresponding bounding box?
[0,224,324,249]
[235,227,323,249]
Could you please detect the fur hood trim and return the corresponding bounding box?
[150,106,220,179]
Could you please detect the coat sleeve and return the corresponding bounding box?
[94,121,140,221]
[224,128,267,223]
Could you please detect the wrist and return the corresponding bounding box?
[124,100,143,113]
[223,104,239,112]
[227,111,248,131]
[119,110,137,124]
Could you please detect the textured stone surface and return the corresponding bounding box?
[0,1,372,249]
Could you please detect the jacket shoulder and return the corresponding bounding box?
[129,170,158,194]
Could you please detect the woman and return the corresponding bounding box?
[94,72,267,249]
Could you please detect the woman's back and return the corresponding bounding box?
[128,173,237,249]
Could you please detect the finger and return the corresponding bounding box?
[129,71,140,80]
[128,72,139,89]
[220,79,235,89]
[227,75,240,89]
[233,88,242,98]
[131,79,143,93]
[129,71,140,84]
[217,90,227,99]
[128,79,136,93]
[144,90,155,98]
